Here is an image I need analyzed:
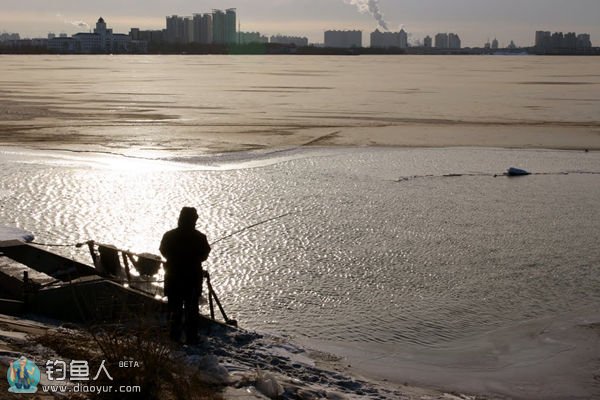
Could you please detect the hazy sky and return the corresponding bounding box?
[1,0,599,47]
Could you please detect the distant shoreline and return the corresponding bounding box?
[1,43,600,56]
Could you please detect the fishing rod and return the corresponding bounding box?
[30,210,297,249]
[209,211,294,246]
[203,210,297,326]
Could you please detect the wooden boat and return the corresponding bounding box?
[0,239,235,328]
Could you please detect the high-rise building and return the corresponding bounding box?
[535,31,551,48]
[225,9,237,44]
[212,10,225,44]
[448,33,461,49]
[212,9,236,44]
[193,14,213,44]
[433,32,461,49]
[370,29,407,48]
[166,15,185,43]
[165,9,237,45]
[434,33,448,48]
[324,30,362,48]
[491,38,498,49]
[577,34,592,48]
[201,14,214,44]
[536,30,592,50]
[183,17,194,44]
[192,14,201,43]
[423,35,432,48]
[563,32,577,49]
[551,32,563,48]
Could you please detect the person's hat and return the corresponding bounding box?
[178,206,199,227]
[180,207,198,218]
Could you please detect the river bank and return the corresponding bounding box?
[0,313,496,399]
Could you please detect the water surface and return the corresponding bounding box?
[1,55,599,154]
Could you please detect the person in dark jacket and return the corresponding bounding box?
[160,207,211,344]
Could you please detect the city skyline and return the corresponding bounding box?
[1,0,599,48]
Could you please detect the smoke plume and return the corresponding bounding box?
[72,21,90,29]
[56,13,90,31]
[345,0,389,31]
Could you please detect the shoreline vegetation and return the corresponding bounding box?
[1,42,600,56]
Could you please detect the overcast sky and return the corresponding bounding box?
[1,0,599,47]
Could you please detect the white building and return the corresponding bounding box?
[434,32,460,49]
[370,29,407,48]
[47,17,145,53]
[72,32,103,52]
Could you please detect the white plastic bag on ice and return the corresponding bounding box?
[256,368,284,399]
[186,354,230,384]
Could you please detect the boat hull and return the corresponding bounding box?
[0,240,233,329]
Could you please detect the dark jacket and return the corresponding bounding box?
[159,214,211,293]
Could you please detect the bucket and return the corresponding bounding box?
[135,253,162,276]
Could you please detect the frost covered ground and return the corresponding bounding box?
[0,314,493,400]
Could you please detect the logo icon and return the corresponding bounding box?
[6,356,41,393]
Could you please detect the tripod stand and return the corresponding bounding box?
[205,272,237,327]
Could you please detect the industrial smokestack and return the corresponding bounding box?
[345,0,389,31]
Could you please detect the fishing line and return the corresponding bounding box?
[210,211,295,246]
